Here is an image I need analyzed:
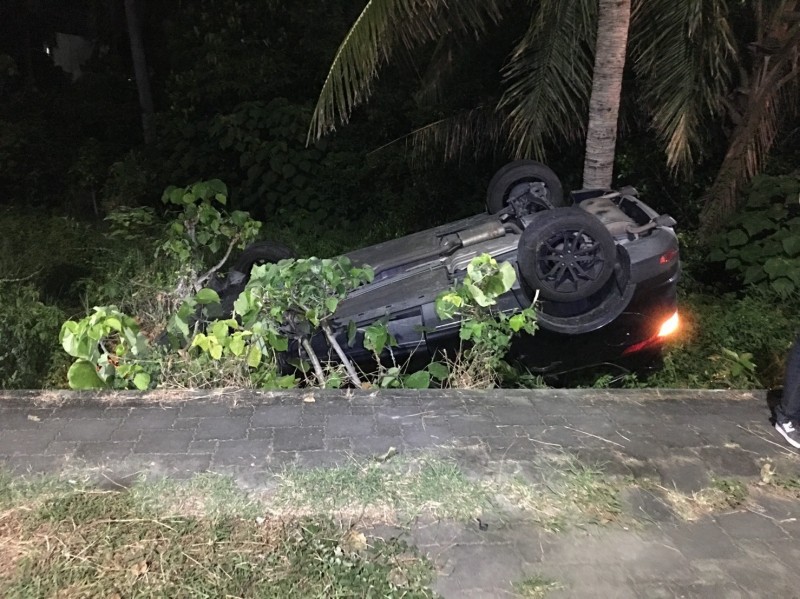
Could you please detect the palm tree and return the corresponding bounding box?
[309,0,735,190]
[582,0,630,187]
[699,0,800,232]
[124,0,155,144]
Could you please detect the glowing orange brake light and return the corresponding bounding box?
[657,311,679,338]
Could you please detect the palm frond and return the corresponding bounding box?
[308,0,505,143]
[630,0,737,173]
[700,9,800,230]
[499,0,597,160]
[404,106,509,165]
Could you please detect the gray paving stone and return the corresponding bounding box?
[187,440,218,454]
[622,487,678,524]
[401,424,452,448]
[0,429,59,455]
[326,414,375,437]
[178,402,233,418]
[654,455,711,494]
[716,511,788,541]
[665,519,744,559]
[489,406,542,425]
[57,419,123,442]
[294,450,350,468]
[172,417,201,430]
[134,430,194,454]
[432,542,524,595]
[273,426,324,451]
[0,410,57,430]
[214,439,273,467]
[325,437,351,450]
[193,417,249,441]
[351,435,404,455]
[123,453,212,479]
[2,454,73,475]
[251,405,301,427]
[75,441,135,462]
[117,407,179,430]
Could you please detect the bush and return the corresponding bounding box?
[648,288,798,388]
[706,174,800,295]
[0,284,67,389]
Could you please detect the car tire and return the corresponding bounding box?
[486,160,566,214]
[232,241,295,276]
[517,208,616,302]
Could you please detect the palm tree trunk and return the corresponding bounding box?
[582,0,631,189]
[124,0,155,144]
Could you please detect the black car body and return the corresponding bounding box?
[230,161,680,376]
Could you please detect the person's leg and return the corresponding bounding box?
[775,334,800,448]
[777,334,800,423]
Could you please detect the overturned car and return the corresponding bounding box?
[223,161,680,376]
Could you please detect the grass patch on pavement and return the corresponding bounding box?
[514,574,562,598]
[0,473,436,599]
[273,456,489,522]
[491,455,625,531]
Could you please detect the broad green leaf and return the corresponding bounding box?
[67,360,105,390]
[195,288,221,305]
[132,372,151,390]
[465,282,492,307]
[771,277,795,295]
[782,236,800,258]
[740,214,776,237]
[325,297,339,313]
[210,320,229,340]
[210,343,223,360]
[743,265,767,285]
[268,332,289,352]
[247,345,262,368]
[229,335,245,356]
[726,229,749,247]
[404,370,430,389]
[191,333,210,351]
[508,313,527,332]
[426,361,449,381]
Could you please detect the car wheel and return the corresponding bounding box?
[517,208,616,302]
[232,241,295,276]
[486,160,566,214]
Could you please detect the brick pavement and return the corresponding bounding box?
[2,388,799,598]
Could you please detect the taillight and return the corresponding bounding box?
[657,311,679,337]
[659,249,678,265]
[622,310,680,355]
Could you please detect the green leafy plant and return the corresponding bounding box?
[160,179,261,297]
[59,306,153,390]
[236,256,374,387]
[435,254,537,387]
[359,321,449,389]
[0,283,66,389]
[707,174,800,295]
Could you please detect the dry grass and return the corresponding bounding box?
[0,474,436,598]
[490,454,625,531]
[0,510,26,584]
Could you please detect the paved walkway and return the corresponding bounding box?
[2,388,799,598]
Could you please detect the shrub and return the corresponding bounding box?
[0,284,66,389]
[707,174,800,295]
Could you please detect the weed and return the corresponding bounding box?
[514,574,562,598]
[493,455,625,531]
[645,477,749,521]
[273,456,489,522]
